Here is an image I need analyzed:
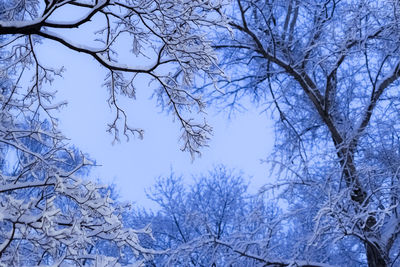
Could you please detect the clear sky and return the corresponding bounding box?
[33,13,275,209]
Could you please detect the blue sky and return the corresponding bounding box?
[33,19,275,210]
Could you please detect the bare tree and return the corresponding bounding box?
[210,0,400,266]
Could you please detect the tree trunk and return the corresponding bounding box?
[365,242,387,267]
[333,143,388,267]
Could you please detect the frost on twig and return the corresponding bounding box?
[0,74,155,264]
[0,0,229,156]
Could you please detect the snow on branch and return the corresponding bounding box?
[0,0,229,156]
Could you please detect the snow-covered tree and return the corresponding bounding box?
[126,167,290,266]
[209,0,400,266]
[128,166,368,267]
[0,78,155,265]
[0,1,205,265]
[0,0,228,157]
[0,1,230,265]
